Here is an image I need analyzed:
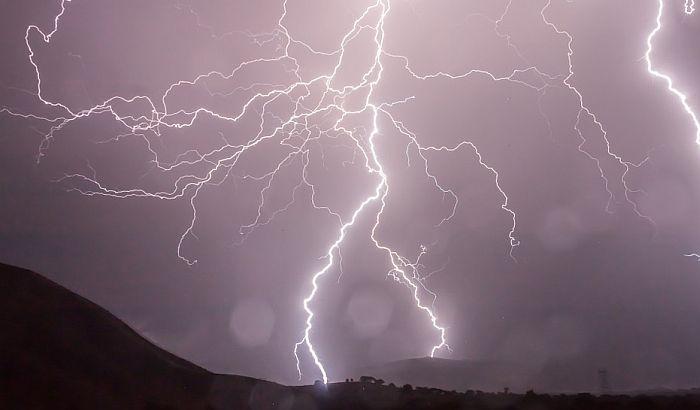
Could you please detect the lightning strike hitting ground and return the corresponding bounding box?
[4,0,691,384]
[13,0,457,384]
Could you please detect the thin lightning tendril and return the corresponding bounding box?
[541,1,653,223]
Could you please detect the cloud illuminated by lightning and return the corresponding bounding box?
[5,0,688,384]
[10,0,459,384]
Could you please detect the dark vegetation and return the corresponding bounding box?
[304,381,700,410]
[0,262,285,410]
[2,262,700,409]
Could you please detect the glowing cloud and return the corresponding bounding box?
[7,0,693,384]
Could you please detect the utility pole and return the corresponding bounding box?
[598,368,610,393]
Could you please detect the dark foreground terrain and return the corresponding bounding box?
[2,262,700,410]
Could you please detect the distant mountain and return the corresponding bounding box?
[0,262,289,410]
[354,356,603,394]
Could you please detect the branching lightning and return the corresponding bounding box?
[12,0,459,384]
[6,0,695,384]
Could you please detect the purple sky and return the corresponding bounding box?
[2,0,700,391]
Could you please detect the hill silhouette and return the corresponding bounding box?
[3,261,700,410]
[0,262,289,410]
[355,356,605,393]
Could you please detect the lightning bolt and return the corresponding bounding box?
[644,0,700,259]
[645,0,699,146]
[294,1,454,382]
[6,0,686,385]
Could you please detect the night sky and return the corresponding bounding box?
[2,0,700,391]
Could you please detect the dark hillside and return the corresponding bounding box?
[0,262,217,409]
[3,262,700,410]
